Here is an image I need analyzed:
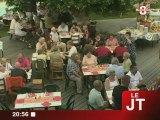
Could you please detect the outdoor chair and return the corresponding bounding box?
[6,76,25,105]
[51,61,64,80]
[56,94,75,110]
[32,59,46,79]
[0,78,7,102]
[44,84,60,92]
[88,103,95,110]
[98,56,111,64]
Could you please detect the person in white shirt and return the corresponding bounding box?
[58,22,68,33]
[127,65,143,89]
[9,15,18,34]
[0,67,8,79]
[36,37,47,52]
[14,17,27,37]
[0,58,13,71]
[66,40,77,58]
[50,27,59,42]
[88,80,109,110]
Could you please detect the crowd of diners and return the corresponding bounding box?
[0,9,160,110]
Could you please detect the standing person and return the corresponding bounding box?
[122,52,132,73]
[88,80,109,110]
[123,32,136,65]
[127,65,143,89]
[66,53,83,94]
[112,75,130,110]
[50,27,59,42]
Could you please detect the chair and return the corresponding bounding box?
[51,61,64,80]
[0,100,10,110]
[6,77,25,105]
[57,94,75,110]
[44,84,59,92]
[98,56,111,64]
[88,103,95,110]
[64,72,76,90]
[18,87,33,94]
[33,59,46,79]
[32,79,44,91]
[0,78,7,102]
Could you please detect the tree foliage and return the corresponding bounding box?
[5,0,132,14]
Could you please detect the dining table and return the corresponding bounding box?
[82,64,109,76]
[15,92,62,109]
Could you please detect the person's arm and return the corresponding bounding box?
[94,56,98,65]
[95,95,108,110]
[138,71,143,84]
[82,56,86,66]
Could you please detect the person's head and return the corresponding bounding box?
[130,65,138,75]
[15,17,20,22]
[72,23,77,28]
[17,53,25,63]
[108,70,116,79]
[61,22,66,28]
[123,52,130,60]
[111,57,119,65]
[98,40,104,46]
[94,80,103,91]
[82,25,88,31]
[14,62,21,69]
[39,37,45,44]
[51,26,56,32]
[85,49,92,58]
[67,40,74,48]
[109,34,114,40]
[121,75,130,87]
[85,39,93,45]
[125,32,131,38]
[71,53,80,63]
[1,58,7,65]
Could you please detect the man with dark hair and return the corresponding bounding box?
[112,75,130,110]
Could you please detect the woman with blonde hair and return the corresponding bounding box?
[105,71,119,90]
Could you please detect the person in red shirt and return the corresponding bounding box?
[113,42,128,63]
[96,41,111,57]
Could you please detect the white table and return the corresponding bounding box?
[106,90,113,104]
[82,65,108,76]
[15,92,61,109]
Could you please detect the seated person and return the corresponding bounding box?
[88,80,109,110]
[50,26,59,42]
[36,37,47,52]
[127,65,143,89]
[96,41,111,58]
[58,22,69,33]
[70,23,82,33]
[94,33,101,47]
[50,46,65,63]
[11,62,28,80]
[16,53,31,70]
[112,75,130,110]
[66,53,83,94]
[0,66,8,79]
[105,35,119,46]
[82,49,97,66]
[37,49,47,63]
[0,58,13,71]
[113,42,128,63]
[105,71,119,90]
[66,40,77,58]
[122,52,132,73]
[83,39,96,55]
[108,57,124,79]
[57,41,67,52]
[14,17,27,37]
